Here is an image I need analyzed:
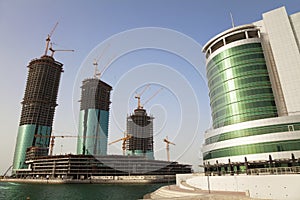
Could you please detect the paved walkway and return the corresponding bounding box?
[144,184,263,200]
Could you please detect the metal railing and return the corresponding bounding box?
[206,166,300,176]
[247,166,300,175]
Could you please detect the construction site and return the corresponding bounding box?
[13,154,191,182]
[7,23,192,182]
[12,52,64,171]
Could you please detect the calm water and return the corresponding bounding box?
[0,182,167,200]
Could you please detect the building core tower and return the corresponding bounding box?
[12,55,63,172]
[202,7,300,175]
[126,108,154,160]
[76,78,112,155]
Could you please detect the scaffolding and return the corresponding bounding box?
[126,108,154,159]
[20,55,63,127]
[77,78,112,155]
[79,78,112,111]
[13,55,64,172]
[15,154,192,179]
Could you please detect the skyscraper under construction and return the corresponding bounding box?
[126,108,154,160]
[12,55,63,173]
[76,78,112,155]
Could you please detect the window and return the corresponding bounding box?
[288,125,294,132]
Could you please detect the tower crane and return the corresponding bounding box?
[95,54,117,79]
[108,133,132,155]
[134,84,151,109]
[49,43,74,57]
[44,22,58,56]
[163,136,175,162]
[93,44,110,78]
[142,87,164,108]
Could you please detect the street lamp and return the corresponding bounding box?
[199,164,210,194]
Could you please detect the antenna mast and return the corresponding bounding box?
[230,12,235,28]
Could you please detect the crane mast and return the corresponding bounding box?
[108,132,132,155]
[93,44,110,79]
[134,85,163,109]
[134,84,150,109]
[163,136,175,162]
[44,22,58,56]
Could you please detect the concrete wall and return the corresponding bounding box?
[177,174,300,200]
[176,173,196,186]
[263,7,300,115]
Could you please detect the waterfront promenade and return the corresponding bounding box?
[145,173,300,199]
[144,184,260,200]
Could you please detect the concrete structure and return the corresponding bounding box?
[147,184,256,200]
[76,78,112,155]
[202,7,300,173]
[12,55,63,173]
[126,108,154,159]
[13,154,191,180]
[175,174,300,200]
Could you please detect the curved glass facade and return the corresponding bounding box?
[77,109,109,155]
[204,139,300,160]
[205,122,300,145]
[76,78,112,156]
[207,43,277,128]
[202,9,300,174]
[13,124,51,170]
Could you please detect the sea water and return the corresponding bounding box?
[0,182,166,200]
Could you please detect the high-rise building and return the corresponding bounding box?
[12,55,63,173]
[76,78,112,155]
[202,7,300,174]
[126,108,154,160]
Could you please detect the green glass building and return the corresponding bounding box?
[202,7,300,174]
[12,55,63,173]
[76,78,112,156]
[207,40,277,129]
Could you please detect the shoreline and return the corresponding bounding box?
[0,175,176,184]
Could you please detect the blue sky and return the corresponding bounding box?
[1,1,300,173]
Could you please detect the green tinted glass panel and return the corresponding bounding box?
[206,123,300,145]
[206,43,277,128]
[203,139,300,160]
[13,124,51,171]
[126,150,154,160]
[77,109,109,155]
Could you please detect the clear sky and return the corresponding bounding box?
[1,1,300,174]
